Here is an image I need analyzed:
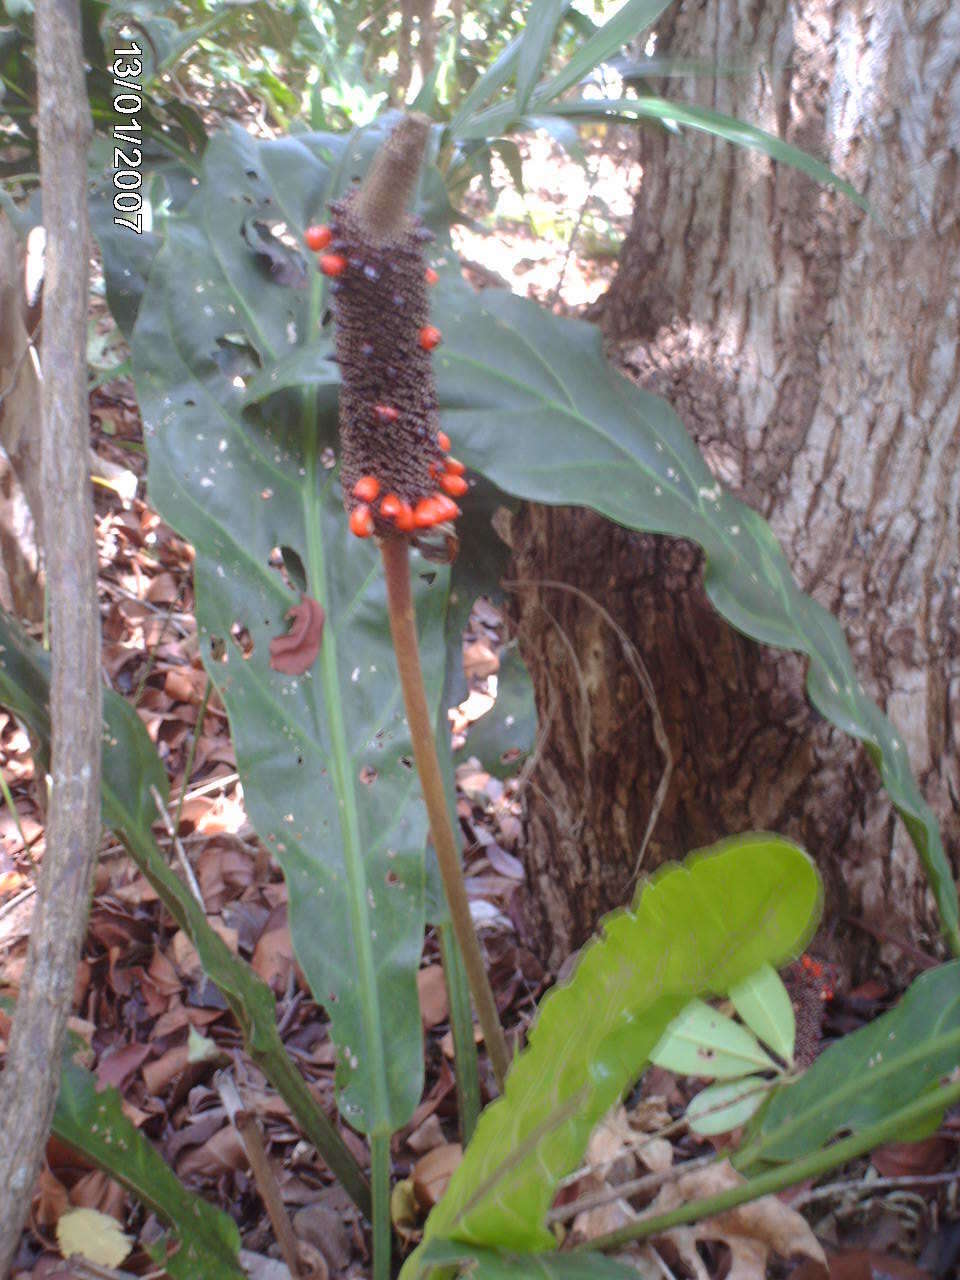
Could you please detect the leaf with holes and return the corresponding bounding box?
[401,835,821,1271]
[130,119,451,1137]
[430,281,958,955]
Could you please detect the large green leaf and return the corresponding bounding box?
[402,835,821,1270]
[429,282,959,955]
[739,960,960,1169]
[0,609,371,1216]
[130,121,450,1136]
[55,1052,244,1279]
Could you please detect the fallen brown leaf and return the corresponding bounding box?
[417,965,449,1028]
[647,1159,827,1280]
[412,1143,463,1211]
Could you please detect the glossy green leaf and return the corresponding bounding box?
[514,0,568,114]
[650,999,778,1079]
[0,609,371,1216]
[418,1239,644,1279]
[541,96,868,212]
[740,960,960,1170]
[130,121,449,1137]
[429,281,958,956]
[55,1052,243,1278]
[685,1077,770,1137]
[729,963,795,1063]
[402,835,820,1269]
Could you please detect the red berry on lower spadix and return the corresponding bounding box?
[380,493,402,519]
[441,472,468,497]
[445,457,465,475]
[305,224,332,251]
[425,267,439,285]
[419,325,442,351]
[374,404,399,423]
[350,504,374,537]
[319,253,347,277]
[437,430,451,452]
[353,475,380,502]
[414,497,444,527]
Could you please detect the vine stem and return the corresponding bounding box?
[380,536,510,1090]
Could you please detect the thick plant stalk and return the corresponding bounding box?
[0,0,99,1269]
[382,539,510,1088]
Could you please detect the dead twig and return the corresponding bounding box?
[150,783,204,906]
[216,1069,304,1279]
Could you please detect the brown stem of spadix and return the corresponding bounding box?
[381,536,510,1090]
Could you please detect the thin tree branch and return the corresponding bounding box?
[0,0,98,1268]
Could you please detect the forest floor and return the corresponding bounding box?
[0,130,955,1280]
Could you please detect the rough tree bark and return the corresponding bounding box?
[510,0,960,973]
[0,0,99,1269]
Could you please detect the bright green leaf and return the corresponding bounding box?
[650,999,778,1078]
[402,834,821,1268]
[729,963,795,1064]
[685,1077,771,1136]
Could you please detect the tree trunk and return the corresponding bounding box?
[509,0,960,974]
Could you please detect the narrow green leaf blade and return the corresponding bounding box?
[430,282,958,955]
[541,96,868,211]
[729,963,795,1063]
[537,0,674,103]
[741,960,960,1169]
[514,0,568,114]
[404,835,820,1262]
[650,999,778,1078]
[55,1054,243,1278]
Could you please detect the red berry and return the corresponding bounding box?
[319,253,347,277]
[437,430,451,452]
[353,475,380,502]
[440,473,468,497]
[414,497,444,528]
[394,501,416,531]
[305,224,332,251]
[444,456,465,476]
[425,267,439,285]
[374,404,399,423]
[433,493,461,521]
[380,493,402,519]
[349,504,374,538]
[419,325,442,351]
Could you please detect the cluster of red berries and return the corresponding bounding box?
[304,221,465,543]
[347,430,466,539]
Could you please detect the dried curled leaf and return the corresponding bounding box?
[268,595,325,675]
[650,1160,826,1280]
